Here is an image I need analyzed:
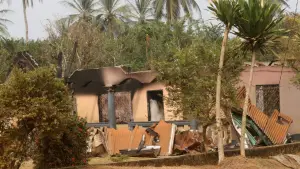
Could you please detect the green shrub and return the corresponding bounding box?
[33,116,88,168]
[0,67,88,169]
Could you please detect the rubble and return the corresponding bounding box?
[119,146,161,157]
[234,87,293,146]
[86,120,211,158]
[87,127,108,157]
[173,130,205,154]
[105,120,176,156]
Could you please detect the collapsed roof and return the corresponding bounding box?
[235,87,293,145]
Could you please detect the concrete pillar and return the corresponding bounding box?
[190,119,198,130]
[108,88,116,129]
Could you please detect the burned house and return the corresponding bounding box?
[68,66,181,126]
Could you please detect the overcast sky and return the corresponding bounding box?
[3,0,300,40]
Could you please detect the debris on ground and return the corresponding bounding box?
[87,127,108,157]
[173,130,205,154]
[87,120,213,158]
[119,133,161,157]
[119,146,161,157]
[287,134,300,143]
[105,120,176,157]
[271,154,300,169]
[236,87,293,146]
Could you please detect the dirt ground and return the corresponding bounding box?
[84,156,289,169]
[20,156,291,169]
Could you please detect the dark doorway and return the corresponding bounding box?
[147,90,164,121]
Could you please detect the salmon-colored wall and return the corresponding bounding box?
[239,66,300,134]
[132,82,181,121]
[74,82,181,123]
[75,94,99,123]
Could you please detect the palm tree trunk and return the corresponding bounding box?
[240,50,256,157]
[215,26,230,164]
[22,0,29,42]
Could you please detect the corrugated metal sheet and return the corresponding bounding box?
[105,120,175,156]
[237,87,293,144]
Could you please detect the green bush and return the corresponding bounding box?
[33,116,88,168]
[0,67,88,169]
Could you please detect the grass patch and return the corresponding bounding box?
[110,155,129,163]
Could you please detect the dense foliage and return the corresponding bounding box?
[0,68,88,169]
[155,36,244,126]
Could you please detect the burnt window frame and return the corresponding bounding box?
[146,90,164,121]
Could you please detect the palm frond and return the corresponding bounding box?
[61,0,99,23]
[153,0,165,20]
[61,1,81,12]
[127,0,153,23]
[234,0,287,53]
[208,0,240,28]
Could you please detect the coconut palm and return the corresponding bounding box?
[153,0,200,22]
[2,0,42,42]
[208,0,240,164]
[234,0,286,157]
[0,4,12,37]
[127,0,153,24]
[61,0,98,23]
[97,0,130,33]
[22,0,43,42]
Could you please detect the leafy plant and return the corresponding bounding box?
[0,67,88,169]
[155,36,244,147]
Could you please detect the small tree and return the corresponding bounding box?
[234,0,286,157]
[208,0,239,163]
[0,67,88,169]
[155,36,244,149]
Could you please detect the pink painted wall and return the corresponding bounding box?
[240,66,300,134]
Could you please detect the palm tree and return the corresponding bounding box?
[61,0,98,23]
[208,0,239,164]
[3,0,42,42]
[97,0,130,33]
[22,0,43,42]
[234,0,286,157]
[127,0,153,24]
[153,0,200,22]
[0,2,12,37]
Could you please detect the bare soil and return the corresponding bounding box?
[85,156,289,169]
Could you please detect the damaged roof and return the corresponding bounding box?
[237,87,293,144]
[68,66,157,94]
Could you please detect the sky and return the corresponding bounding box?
[2,0,300,40]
